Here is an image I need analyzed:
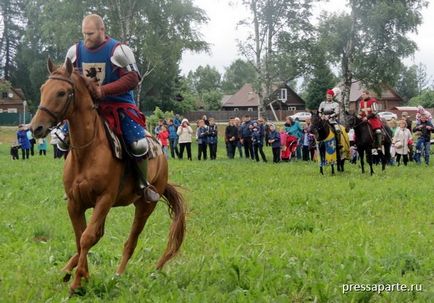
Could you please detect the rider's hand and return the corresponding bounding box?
[362,117,368,121]
[94,85,104,99]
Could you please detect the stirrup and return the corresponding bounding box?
[142,184,160,203]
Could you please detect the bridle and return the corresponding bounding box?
[38,74,98,150]
[38,75,75,125]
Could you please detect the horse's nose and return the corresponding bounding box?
[32,125,45,138]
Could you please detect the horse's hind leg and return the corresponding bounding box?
[62,203,87,282]
[116,200,156,275]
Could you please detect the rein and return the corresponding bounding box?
[40,74,98,150]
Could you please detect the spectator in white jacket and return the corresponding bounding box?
[392,119,412,166]
[177,118,193,160]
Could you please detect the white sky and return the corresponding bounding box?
[180,0,434,80]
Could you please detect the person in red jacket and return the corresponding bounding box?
[358,90,384,150]
[157,125,169,159]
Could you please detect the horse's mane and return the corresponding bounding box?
[51,67,99,104]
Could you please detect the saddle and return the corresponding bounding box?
[102,119,163,161]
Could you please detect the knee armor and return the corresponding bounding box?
[130,138,149,157]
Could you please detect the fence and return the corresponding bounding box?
[183,110,298,122]
[0,112,32,126]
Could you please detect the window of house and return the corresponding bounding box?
[288,106,296,111]
[279,88,287,101]
[247,107,253,111]
[234,108,239,111]
[2,92,8,99]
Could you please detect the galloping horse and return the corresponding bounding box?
[310,112,349,175]
[345,112,392,174]
[30,58,186,294]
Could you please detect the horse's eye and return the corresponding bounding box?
[57,91,66,97]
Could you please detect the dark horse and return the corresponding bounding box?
[30,58,186,294]
[345,112,392,174]
[310,112,349,175]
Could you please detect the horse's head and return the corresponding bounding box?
[344,111,361,129]
[309,111,327,140]
[30,58,76,138]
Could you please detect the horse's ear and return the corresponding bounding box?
[47,57,56,74]
[64,57,73,78]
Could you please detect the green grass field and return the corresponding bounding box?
[0,127,433,302]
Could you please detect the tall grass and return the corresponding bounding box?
[0,134,432,302]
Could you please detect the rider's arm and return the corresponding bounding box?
[99,70,139,97]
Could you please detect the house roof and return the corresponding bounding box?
[220,95,232,105]
[221,83,259,108]
[338,80,403,102]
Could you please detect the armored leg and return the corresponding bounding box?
[130,138,160,203]
[375,129,382,150]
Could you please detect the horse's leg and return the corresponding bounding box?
[320,166,323,175]
[380,150,386,171]
[331,164,335,175]
[62,202,87,282]
[116,201,156,275]
[366,149,374,175]
[70,198,111,293]
[359,148,365,173]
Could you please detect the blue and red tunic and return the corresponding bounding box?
[74,37,145,144]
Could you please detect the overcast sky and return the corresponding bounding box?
[180,0,434,80]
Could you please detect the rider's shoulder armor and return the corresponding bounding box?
[110,44,140,76]
[65,45,77,64]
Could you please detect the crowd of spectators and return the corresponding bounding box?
[10,109,433,167]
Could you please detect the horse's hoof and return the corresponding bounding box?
[69,286,86,297]
[63,273,72,282]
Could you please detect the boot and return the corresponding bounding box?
[136,159,160,203]
[375,131,382,150]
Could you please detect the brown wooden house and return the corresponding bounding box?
[265,82,306,111]
[340,80,404,112]
[221,83,260,112]
[0,80,29,125]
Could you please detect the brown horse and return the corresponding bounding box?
[30,58,186,294]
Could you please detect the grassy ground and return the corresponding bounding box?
[0,127,433,302]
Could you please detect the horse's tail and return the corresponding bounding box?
[156,183,186,269]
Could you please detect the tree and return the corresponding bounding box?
[187,65,222,110]
[221,59,257,94]
[303,59,337,110]
[395,64,430,103]
[408,89,434,108]
[318,0,428,111]
[0,0,24,79]
[188,65,221,94]
[238,0,314,114]
[9,0,209,113]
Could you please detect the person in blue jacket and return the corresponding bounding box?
[268,124,281,163]
[17,124,30,160]
[207,117,218,160]
[196,119,209,160]
[167,119,179,159]
[284,116,303,159]
[252,120,267,162]
[240,114,254,160]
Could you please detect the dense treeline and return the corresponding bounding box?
[0,0,431,114]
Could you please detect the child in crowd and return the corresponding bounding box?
[157,125,169,159]
[415,105,432,125]
[268,124,281,163]
[252,121,267,162]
